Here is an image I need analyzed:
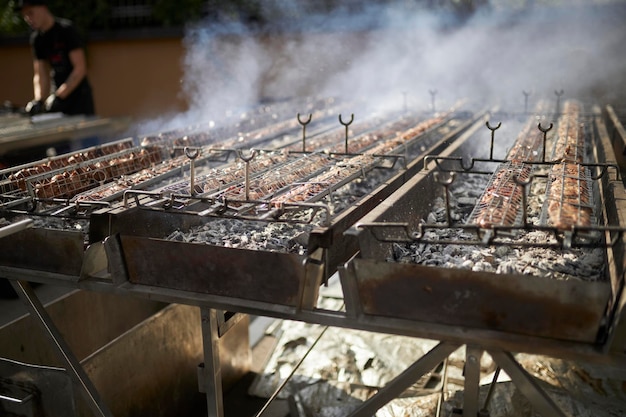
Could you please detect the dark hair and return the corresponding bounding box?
[14,0,48,12]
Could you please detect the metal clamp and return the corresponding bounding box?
[538,122,553,163]
[297,113,312,152]
[434,171,456,226]
[486,121,502,160]
[184,147,201,196]
[523,90,531,114]
[339,113,354,154]
[429,89,438,113]
[238,149,257,201]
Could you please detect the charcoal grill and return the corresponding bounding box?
[339,102,626,416]
[1,96,625,417]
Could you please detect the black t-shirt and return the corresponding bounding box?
[30,19,95,115]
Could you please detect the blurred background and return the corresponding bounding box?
[1,0,625,133]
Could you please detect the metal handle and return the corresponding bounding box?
[339,113,354,154]
[184,147,201,195]
[0,392,34,404]
[0,219,33,239]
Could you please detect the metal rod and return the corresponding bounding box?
[481,366,501,412]
[429,89,438,113]
[185,146,201,195]
[463,345,483,417]
[0,391,34,404]
[238,149,257,201]
[435,358,450,417]
[538,122,553,163]
[255,324,330,417]
[200,308,224,417]
[486,121,502,160]
[0,218,32,239]
[488,349,567,417]
[523,90,531,114]
[297,113,312,152]
[434,171,456,226]
[402,91,408,113]
[513,174,532,227]
[555,89,564,114]
[347,342,460,417]
[9,280,114,417]
[339,113,354,154]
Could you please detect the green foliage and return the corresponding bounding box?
[0,0,206,37]
[0,0,28,35]
[153,0,204,27]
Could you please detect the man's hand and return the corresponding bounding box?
[24,99,43,116]
[44,94,65,113]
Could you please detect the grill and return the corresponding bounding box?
[1,96,625,417]
[0,97,468,301]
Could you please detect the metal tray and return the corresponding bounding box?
[341,143,616,344]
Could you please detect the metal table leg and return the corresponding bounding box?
[9,280,114,417]
[347,341,461,417]
[463,345,483,417]
[488,349,567,417]
[200,308,225,417]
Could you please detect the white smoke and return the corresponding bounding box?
[134,0,626,136]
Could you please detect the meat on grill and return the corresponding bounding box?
[546,101,592,229]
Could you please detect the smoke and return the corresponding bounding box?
[135,0,626,136]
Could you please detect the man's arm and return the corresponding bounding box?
[32,58,50,101]
[53,48,87,100]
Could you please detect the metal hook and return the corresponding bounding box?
[215,196,228,215]
[513,174,533,227]
[402,91,408,113]
[486,121,502,160]
[591,165,608,181]
[554,89,564,114]
[429,89,437,113]
[184,146,201,195]
[460,157,476,172]
[522,90,531,114]
[238,149,257,200]
[538,122,553,162]
[297,113,312,152]
[339,114,354,154]
[434,171,456,226]
[412,223,425,240]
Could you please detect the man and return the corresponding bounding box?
[16,0,95,116]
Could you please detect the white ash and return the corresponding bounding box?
[28,216,89,232]
[166,218,313,254]
[391,172,607,282]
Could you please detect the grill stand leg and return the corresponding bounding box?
[488,349,567,417]
[9,280,114,417]
[347,341,461,417]
[200,308,224,417]
[462,345,483,417]
[345,341,567,417]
